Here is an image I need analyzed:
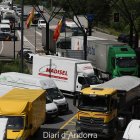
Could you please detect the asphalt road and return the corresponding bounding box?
[0,6,138,140]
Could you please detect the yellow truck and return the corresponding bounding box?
[0,88,46,140]
[73,76,140,138]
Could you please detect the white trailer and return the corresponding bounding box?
[33,55,99,95]
[71,36,106,50]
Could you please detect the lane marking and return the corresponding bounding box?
[36,30,42,36]
[60,114,77,130]
[17,30,35,49]
[0,41,4,55]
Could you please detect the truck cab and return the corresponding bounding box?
[76,72,101,91]
[108,45,138,77]
[74,76,140,138]
[74,87,118,138]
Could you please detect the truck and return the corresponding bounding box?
[73,76,140,138]
[56,36,105,59]
[0,118,8,140]
[0,88,46,140]
[33,55,100,95]
[87,40,138,79]
[122,119,140,140]
[0,72,68,113]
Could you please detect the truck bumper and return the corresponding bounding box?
[76,120,115,138]
[57,103,69,113]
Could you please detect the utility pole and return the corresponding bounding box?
[20,0,24,73]
[45,22,49,54]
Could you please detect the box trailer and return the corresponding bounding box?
[87,40,138,78]
[33,55,100,95]
[0,88,46,140]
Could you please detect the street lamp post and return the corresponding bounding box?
[13,19,15,59]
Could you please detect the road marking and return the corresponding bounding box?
[0,41,4,55]
[60,114,77,130]
[36,30,42,36]
[17,30,35,49]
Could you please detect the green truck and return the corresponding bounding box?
[87,40,138,79]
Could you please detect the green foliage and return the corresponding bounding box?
[0,60,30,74]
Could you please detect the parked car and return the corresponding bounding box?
[17,48,34,63]
[0,33,17,41]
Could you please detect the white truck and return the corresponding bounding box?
[0,72,68,113]
[0,118,8,140]
[71,36,106,50]
[32,55,100,95]
[122,120,140,140]
[56,36,105,60]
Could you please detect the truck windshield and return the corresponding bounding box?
[116,57,137,68]
[85,75,100,85]
[0,116,24,130]
[46,88,64,100]
[78,95,109,112]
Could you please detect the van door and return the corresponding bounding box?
[76,74,87,92]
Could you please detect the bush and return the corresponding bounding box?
[0,59,30,74]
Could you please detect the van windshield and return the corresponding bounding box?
[0,116,24,130]
[40,21,45,24]
[46,88,64,100]
[1,28,10,32]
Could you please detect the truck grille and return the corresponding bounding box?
[80,116,104,124]
[120,71,134,75]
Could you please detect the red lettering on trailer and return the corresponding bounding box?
[45,68,68,76]
[39,73,68,80]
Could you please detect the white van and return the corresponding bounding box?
[122,119,140,140]
[0,24,11,34]
[38,19,46,29]
[0,72,69,113]
[1,19,10,24]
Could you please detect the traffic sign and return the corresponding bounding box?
[87,14,94,22]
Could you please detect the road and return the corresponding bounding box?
[0,6,137,140]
